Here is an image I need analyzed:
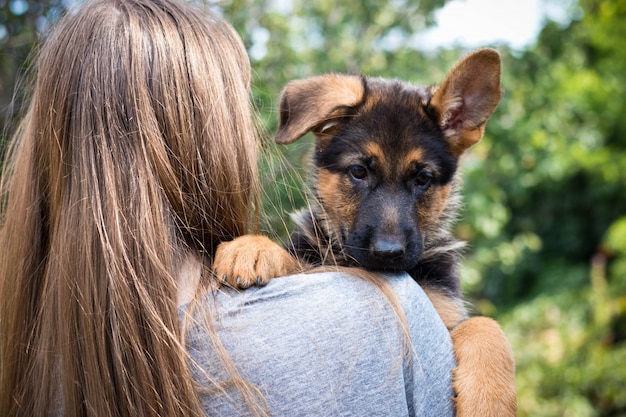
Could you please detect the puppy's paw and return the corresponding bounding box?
[214,234,301,289]
[451,316,517,417]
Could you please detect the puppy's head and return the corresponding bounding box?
[278,49,501,270]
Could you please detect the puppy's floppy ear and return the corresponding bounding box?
[429,48,502,156]
[275,74,365,145]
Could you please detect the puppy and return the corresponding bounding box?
[215,49,516,417]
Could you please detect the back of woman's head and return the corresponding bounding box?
[0,0,259,415]
[34,0,258,252]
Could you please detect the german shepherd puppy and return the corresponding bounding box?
[214,49,516,416]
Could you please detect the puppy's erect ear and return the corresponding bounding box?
[275,74,365,145]
[429,48,502,156]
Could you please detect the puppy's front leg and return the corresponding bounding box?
[451,317,517,417]
[214,235,301,288]
[423,287,516,416]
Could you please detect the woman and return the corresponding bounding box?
[0,0,455,416]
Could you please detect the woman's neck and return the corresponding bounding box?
[177,253,204,307]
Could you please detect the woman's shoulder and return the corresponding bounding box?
[184,270,432,320]
[181,270,450,360]
[181,270,455,417]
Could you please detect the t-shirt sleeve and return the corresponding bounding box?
[182,271,455,417]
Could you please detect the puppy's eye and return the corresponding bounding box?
[415,171,433,187]
[349,165,368,180]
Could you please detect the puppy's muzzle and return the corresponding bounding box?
[371,237,406,264]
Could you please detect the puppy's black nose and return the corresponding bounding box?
[372,239,405,263]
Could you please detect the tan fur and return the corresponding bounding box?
[275,74,365,146]
[362,142,386,161]
[452,317,517,417]
[417,182,454,235]
[422,286,468,330]
[430,49,502,155]
[214,235,301,288]
[401,148,426,172]
[316,169,359,238]
[361,142,390,177]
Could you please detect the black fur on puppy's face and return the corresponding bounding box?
[313,79,459,270]
[276,49,502,270]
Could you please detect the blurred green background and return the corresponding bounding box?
[1,0,625,415]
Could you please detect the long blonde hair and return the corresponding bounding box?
[0,0,260,415]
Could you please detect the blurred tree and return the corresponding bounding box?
[473,1,626,415]
[461,0,626,309]
[0,1,65,134]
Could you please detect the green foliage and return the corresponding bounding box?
[470,1,626,415]
[461,1,626,308]
[0,1,65,132]
[503,273,626,416]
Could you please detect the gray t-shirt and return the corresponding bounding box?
[182,272,456,416]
